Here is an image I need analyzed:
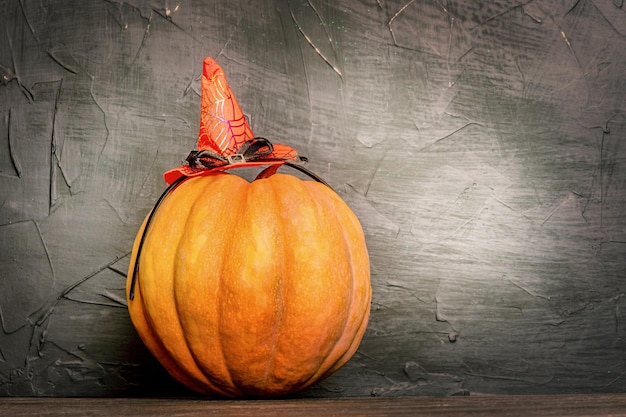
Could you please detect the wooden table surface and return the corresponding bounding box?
[4,394,626,417]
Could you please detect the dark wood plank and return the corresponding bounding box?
[3,394,626,417]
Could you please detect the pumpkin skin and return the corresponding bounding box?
[126,171,371,397]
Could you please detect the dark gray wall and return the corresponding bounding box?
[1,0,626,397]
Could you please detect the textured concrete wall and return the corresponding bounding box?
[1,0,626,397]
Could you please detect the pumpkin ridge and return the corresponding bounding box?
[170,178,236,395]
[328,200,372,375]
[136,288,214,393]
[266,174,352,392]
[324,295,371,377]
[128,219,215,394]
[299,182,356,387]
[255,177,286,394]
[214,176,252,396]
[136,183,226,395]
[298,182,371,380]
[314,185,371,378]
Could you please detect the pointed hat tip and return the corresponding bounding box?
[203,56,221,78]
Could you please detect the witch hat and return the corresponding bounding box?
[163,57,301,185]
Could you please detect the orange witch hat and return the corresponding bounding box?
[163,57,301,185]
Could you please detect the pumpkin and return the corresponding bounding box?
[126,170,371,397]
[126,56,371,397]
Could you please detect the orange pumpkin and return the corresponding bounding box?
[126,169,371,397]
